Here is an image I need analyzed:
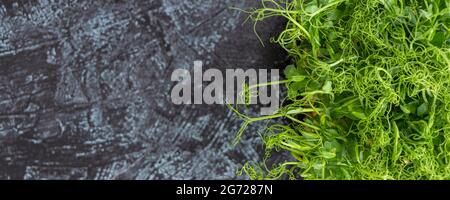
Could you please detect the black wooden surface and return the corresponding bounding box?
[0,0,287,179]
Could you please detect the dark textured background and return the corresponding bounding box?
[0,0,287,179]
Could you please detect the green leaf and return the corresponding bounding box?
[287,81,307,98]
[400,105,411,114]
[401,100,420,114]
[306,80,322,91]
[322,81,333,93]
[350,111,367,120]
[417,103,428,117]
[431,31,446,47]
[320,151,336,159]
[419,9,432,19]
[284,64,299,78]
[291,75,306,82]
[328,9,344,21]
[305,5,319,14]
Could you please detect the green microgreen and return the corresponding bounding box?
[232,0,450,180]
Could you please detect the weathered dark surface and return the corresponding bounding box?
[0,0,287,179]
